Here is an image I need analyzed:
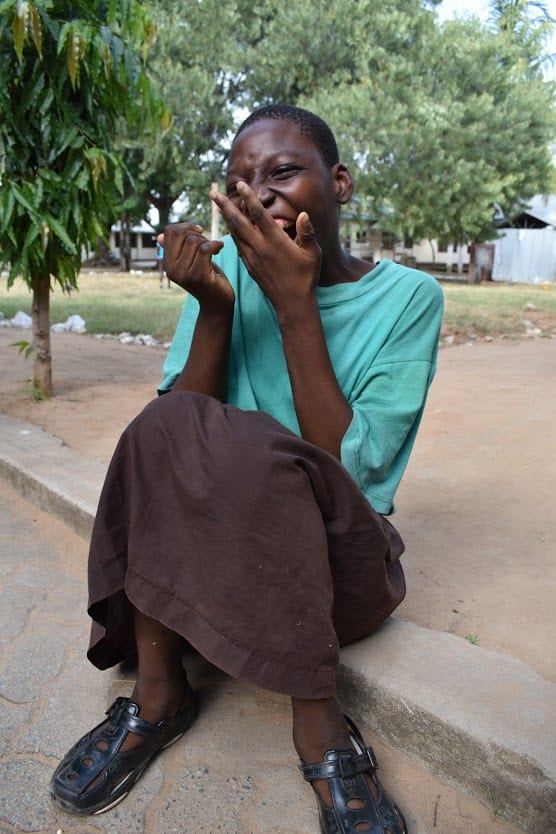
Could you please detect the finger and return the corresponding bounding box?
[210,183,268,243]
[164,235,206,280]
[295,212,318,249]
[235,181,275,233]
[163,223,205,265]
[190,240,224,276]
[199,239,225,258]
[210,185,248,231]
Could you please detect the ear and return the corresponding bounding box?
[332,163,354,205]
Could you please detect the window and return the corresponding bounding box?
[381,231,396,249]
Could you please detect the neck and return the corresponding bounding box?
[318,246,374,287]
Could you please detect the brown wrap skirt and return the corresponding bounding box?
[87,391,405,699]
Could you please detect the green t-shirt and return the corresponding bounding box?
[161,236,443,514]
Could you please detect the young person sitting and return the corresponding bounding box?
[50,104,443,834]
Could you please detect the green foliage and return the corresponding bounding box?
[236,0,555,245]
[465,633,480,645]
[119,0,244,229]
[62,0,556,251]
[10,339,34,359]
[0,0,168,291]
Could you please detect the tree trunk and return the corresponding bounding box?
[150,194,175,231]
[32,277,52,397]
[94,234,112,266]
[120,211,131,271]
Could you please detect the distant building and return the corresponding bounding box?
[343,194,556,283]
[109,220,158,267]
[491,195,556,283]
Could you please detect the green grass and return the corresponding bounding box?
[1,270,555,342]
[0,271,186,342]
[440,280,556,339]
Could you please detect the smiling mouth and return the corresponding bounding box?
[273,218,296,239]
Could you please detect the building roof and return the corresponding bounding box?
[509,195,556,229]
[110,220,156,233]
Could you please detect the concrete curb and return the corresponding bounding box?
[337,626,556,833]
[0,413,103,539]
[1,412,554,834]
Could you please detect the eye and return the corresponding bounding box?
[226,181,239,197]
[271,165,302,181]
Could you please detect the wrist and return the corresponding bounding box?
[276,296,320,331]
[198,302,234,326]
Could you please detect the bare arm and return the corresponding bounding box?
[160,223,234,401]
[211,184,352,458]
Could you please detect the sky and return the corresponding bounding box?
[436,0,556,69]
[436,0,493,23]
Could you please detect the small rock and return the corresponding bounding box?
[523,302,537,311]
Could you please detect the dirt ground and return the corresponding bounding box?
[1,327,554,683]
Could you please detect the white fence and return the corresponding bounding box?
[492,228,556,283]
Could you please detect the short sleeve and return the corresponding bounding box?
[340,277,443,513]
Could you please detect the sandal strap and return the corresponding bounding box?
[50,691,197,816]
[299,717,407,834]
[299,745,378,782]
[105,697,171,741]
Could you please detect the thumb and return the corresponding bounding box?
[295,212,318,248]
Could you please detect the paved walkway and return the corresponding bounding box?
[0,413,554,833]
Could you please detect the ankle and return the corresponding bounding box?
[291,696,351,763]
[131,672,189,721]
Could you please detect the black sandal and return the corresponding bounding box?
[50,688,197,816]
[299,715,407,834]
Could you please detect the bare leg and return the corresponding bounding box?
[292,696,352,805]
[119,606,190,751]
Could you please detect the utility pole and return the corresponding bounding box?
[211,182,220,240]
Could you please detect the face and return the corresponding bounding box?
[225,119,353,248]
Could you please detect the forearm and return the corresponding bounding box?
[279,304,352,459]
[172,309,233,401]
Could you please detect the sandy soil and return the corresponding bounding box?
[1,328,554,682]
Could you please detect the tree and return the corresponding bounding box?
[489,0,555,73]
[105,0,554,259]
[237,0,555,247]
[0,0,168,396]
[126,0,246,231]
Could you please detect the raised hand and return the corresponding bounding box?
[210,182,322,319]
[159,223,235,315]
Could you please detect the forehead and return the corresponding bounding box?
[228,119,324,174]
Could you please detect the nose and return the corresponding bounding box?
[251,182,274,208]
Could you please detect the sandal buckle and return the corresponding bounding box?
[365,746,378,770]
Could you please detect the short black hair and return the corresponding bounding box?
[234,104,339,169]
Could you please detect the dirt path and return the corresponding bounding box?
[1,328,554,681]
